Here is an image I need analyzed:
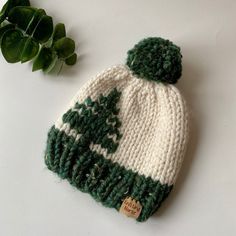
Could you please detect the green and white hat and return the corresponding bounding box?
[45,37,189,222]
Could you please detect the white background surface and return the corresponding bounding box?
[0,0,236,235]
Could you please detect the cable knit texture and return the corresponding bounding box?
[45,37,189,222]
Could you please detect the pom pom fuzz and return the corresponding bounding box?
[126,37,182,84]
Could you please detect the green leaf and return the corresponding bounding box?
[53,23,66,43]
[26,8,46,35]
[0,23,14,42]
[1,29,25,63]
[8,7,47,36]
[0,0,30,24]
[44,51,57,73]
[65,53,77,66]
[33,15,53,43]
[8,6,37,31]
[53,37,75,59]
[9,0,31,7]
[20,36,39,63]
[0,2,9,24]
[32,47,57,72]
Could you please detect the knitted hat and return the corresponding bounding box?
[45,37,189,222]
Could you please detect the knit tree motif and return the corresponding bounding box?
[62,88,122,155]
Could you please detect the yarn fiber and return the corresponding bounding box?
[126,37,182,84]
[44,37,189,222]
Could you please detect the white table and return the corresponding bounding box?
[0,0,235,235]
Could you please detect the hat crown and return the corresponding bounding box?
[57,65,188,185]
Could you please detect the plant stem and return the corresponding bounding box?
[57,60,64,75]
[25,11,37,35]
[31,12,44,37]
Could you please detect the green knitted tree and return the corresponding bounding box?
[64,88,122,151]
[52,88,122,179]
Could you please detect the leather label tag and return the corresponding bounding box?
[119,197,142,219]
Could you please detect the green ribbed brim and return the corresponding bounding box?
[45,126,173,222]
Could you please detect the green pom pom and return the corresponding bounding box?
[126,37,182,84]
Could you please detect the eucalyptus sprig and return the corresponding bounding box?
[0,0,77,73]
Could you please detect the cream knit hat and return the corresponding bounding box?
[45,37,189,222]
